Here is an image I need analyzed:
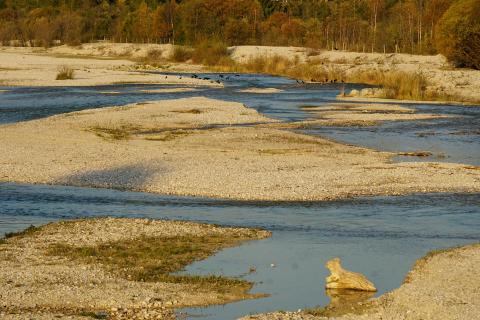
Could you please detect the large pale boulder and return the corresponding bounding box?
[325,258,377,292]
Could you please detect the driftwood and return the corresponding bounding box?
[325,258,377,292]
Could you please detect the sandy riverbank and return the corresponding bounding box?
[0,96,478,201]
[0,46,217,87]
[229,46,480,103]
[0,218,270,319]
[241,243,480,320]
[3,43,480,103]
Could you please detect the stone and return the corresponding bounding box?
[325,258,377,292]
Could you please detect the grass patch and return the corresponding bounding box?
[47,234,255,294]
[144,129,193,142]
[56,65,75,80]
[3,225,41,239]
[171,108,203,114]
[89,124,139,140]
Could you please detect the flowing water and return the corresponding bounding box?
[0,73,479,319]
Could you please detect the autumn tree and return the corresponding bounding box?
[435,0,480,69]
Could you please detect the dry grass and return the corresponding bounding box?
[191,40,233,66]
[3,225,41,239]
[47,234,256,295]
[171,108,203,114]
[214,54,346,83]
[381,72,427,100]
[258,148,312,155]
[197,47,459,102]
[89,124,139,140]
[171,45,193,62]
[144,129,193,142]
[56,65,75,80]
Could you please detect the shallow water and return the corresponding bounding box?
[1,73,479,165]
[0,183,478,319]
[0,73,479,319]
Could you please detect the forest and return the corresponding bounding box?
[0,0,478,61]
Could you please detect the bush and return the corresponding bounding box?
[192,39,233,66]
[171,45,193,62]
[435,0,480,69]
[56,65,75,80]
[381,72,427,100]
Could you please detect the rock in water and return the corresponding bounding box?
[325,258,377,291]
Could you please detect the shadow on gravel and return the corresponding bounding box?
[56,163,164,191]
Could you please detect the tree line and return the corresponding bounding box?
[0,0,477,59]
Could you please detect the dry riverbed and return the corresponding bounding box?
[0,96,479,201]
[241,243,480,320]
[0,218,270,319]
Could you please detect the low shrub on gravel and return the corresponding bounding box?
[56,65,75,80]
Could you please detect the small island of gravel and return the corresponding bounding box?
[0,96,478,201]
[0,218,270,319]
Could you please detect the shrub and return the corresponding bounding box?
[171,45,193,62]
[56,65,75,80]
[192,39,233,66]
[381,71,427,100]
[435,0,480,69]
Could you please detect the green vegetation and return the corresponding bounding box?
[0,0,459,55]
[48,234,254,294]
[435,0,480,69]
[55,65,75,80]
